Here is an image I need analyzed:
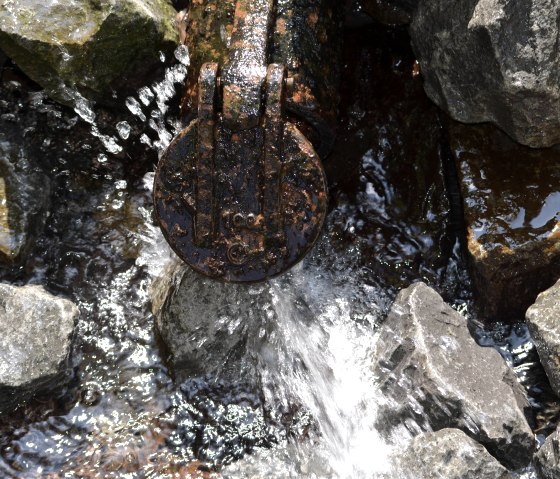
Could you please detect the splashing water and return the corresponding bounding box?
[61,86,123,155]
[0,23,547,479]
[141,212,396,478]
[57,44,190,162]
[258,276,394,478]
[139,161,401,477]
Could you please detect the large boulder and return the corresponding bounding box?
[397,429,511,479]
[410,0,560,148]
[373,282,534,469]
[526,278,560,398]
[0,0,178,105]
[0,283,78,412]
[450,121,560,320]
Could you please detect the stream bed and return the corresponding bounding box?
[0,21,556,479]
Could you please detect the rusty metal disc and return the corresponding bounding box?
[153,118,328,283]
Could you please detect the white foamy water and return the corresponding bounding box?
[138,172,397,477]
[250,273,395,479]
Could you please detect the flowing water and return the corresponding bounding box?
[0,22,554,479]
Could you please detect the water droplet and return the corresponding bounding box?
[140,134,152,147]
[116,121,131,140]
[92,125,122,154]
[111,199,124,210]
[72,94,96,124]
[174,44,190,66]
[125,97,146,122]
[138,86,154,106]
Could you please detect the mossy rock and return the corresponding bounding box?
[0,0,179,106]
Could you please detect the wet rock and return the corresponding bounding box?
[151,260,271,384]
[373,282,534,469]
[410,0,560,148]
[451,121,560,320]
[397,429,511,479]
[0,0,178,106]
[0,81,52,265]
[0,137,51,264]
[526,279,560,398]
[536,423,560,479]
[0,283,78,412]
[150,260,287,462]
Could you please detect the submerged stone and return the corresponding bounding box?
[326,25,452,293]
[0,148,50,263]
[373,282,534,469]
[451,121,560,320]
[410,0,560,148]
[0,0,178,105]
[526,279,560,398]
[0,283,78,413]
[397,429,511,479]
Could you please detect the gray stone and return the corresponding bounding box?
[373,282,534,469]
[151,260,278,384]
[0,283,78,412]
[410,0,560,148]
[536,423,560,479]
[526,278,560,398]
[0,137,51,263]
[0,0,178,105]
[397,429,511,479]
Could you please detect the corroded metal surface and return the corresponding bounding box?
[153,110,327,282]
[222,0,273,130]
[156,0,332,282]
[273,0,344,156]
[179,0,343,156]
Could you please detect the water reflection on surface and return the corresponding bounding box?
[0,23,550,479]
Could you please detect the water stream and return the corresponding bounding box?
[0,21,553,479]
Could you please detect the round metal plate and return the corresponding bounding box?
[153,120,328,283]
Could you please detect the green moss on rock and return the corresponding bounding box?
[0,0,179,105]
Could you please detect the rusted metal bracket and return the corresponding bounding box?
[154,0,329,282]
